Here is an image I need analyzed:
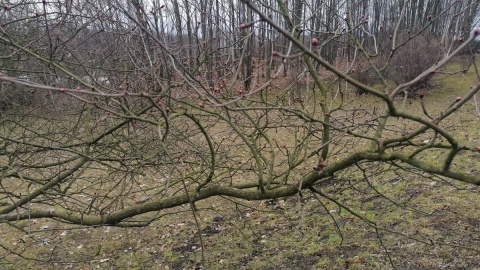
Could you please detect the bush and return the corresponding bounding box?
[385,31,442,95]
[350,54,386,94]
[0,84,33,112]
[350,31,442,96]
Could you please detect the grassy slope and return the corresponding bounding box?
[2,59,480,270]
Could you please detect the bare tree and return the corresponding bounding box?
[1,0,480,268]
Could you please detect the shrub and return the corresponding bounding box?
[0,84,33,113]
[350,31,442,96]
[350,53,385,94]
[385,31,442,95]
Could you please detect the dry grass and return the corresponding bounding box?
[1,58,480,269]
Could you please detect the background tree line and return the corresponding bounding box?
[1,0,478,105]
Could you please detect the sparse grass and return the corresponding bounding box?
[2,58,480,269]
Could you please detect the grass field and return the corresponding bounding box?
[1,58,480,270]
